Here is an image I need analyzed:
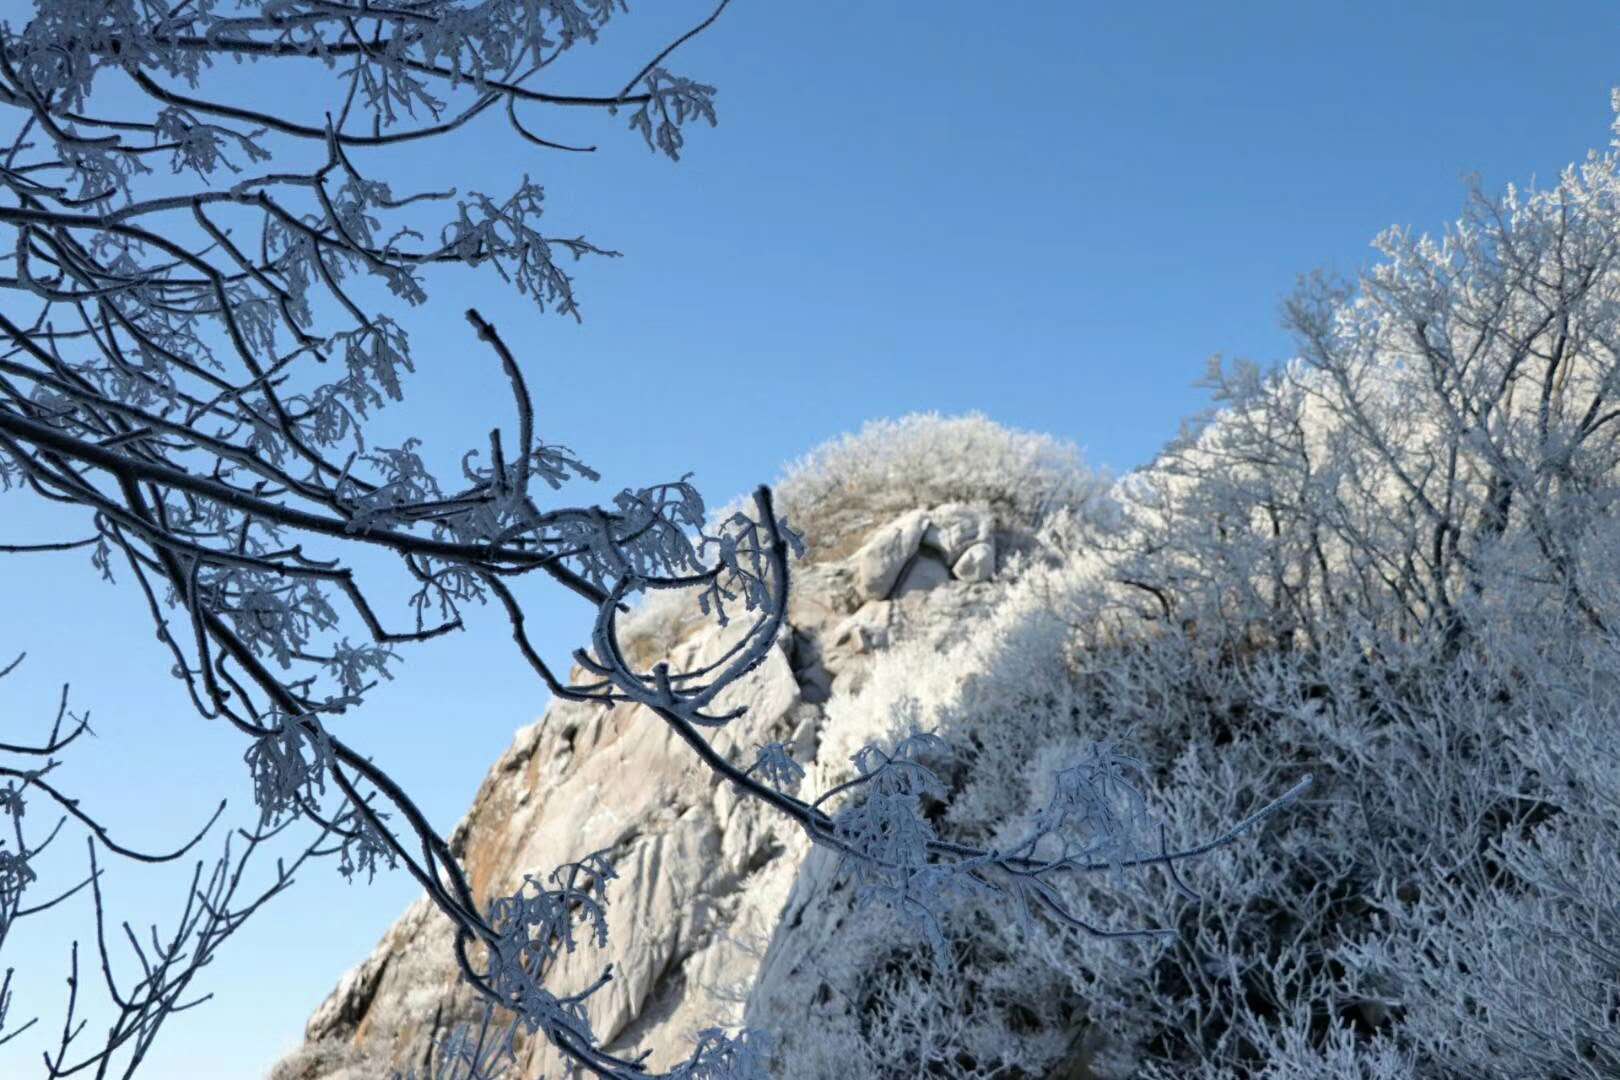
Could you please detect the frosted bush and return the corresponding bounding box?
[736,82,1620,1080]
[753,550,1259,1078]
[745,292,1620,1077]
[700,412,1109,565]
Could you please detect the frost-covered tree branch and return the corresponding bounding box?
[0,4,1310,1078]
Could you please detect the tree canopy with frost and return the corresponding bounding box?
[0,3,1310,1078]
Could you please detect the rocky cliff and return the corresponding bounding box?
[268,415,1102,1080]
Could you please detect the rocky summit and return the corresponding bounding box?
[268,415,1094,1080]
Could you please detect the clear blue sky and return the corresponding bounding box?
[0,2,1615,1076]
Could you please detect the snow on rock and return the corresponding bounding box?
[852,504,997,603]
[852,508,931,601]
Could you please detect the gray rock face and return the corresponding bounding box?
[269,502,1026,1080]
[852,503,998,603]
[853,508,932,601]
[921,503,996,566]
[893,551,952,596]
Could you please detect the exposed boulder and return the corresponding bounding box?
[892,550,951,596]
[852,508,931,601]
[851,503,997,603]
[921,502,996,565]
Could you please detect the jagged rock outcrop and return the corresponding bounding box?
[269,497,1064,1080]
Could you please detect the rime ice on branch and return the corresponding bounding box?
[0,4,1308,1078]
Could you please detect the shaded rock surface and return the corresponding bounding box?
[269,502,1059,1080]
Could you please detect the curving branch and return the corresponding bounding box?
[0,4,1317,1079]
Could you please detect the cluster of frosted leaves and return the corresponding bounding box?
[664,1029,774,1080]
[240,708,398,882]
[481,854,617,1046]
[1006,739,1167,896]
[828,706,999,969]
[619,68,719,163]
[196,568,344,672]
[688,504,808,628]
[243,712,340,829]
[333,802,403,885]
[0,779,38,925]
[747,741,805,793]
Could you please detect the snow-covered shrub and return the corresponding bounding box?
[753,532,1614,1078]
[745,105,1620,1080]
[1030,137,1620,1076]
[749,550,1197,1079]
[739,411,1108,563]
